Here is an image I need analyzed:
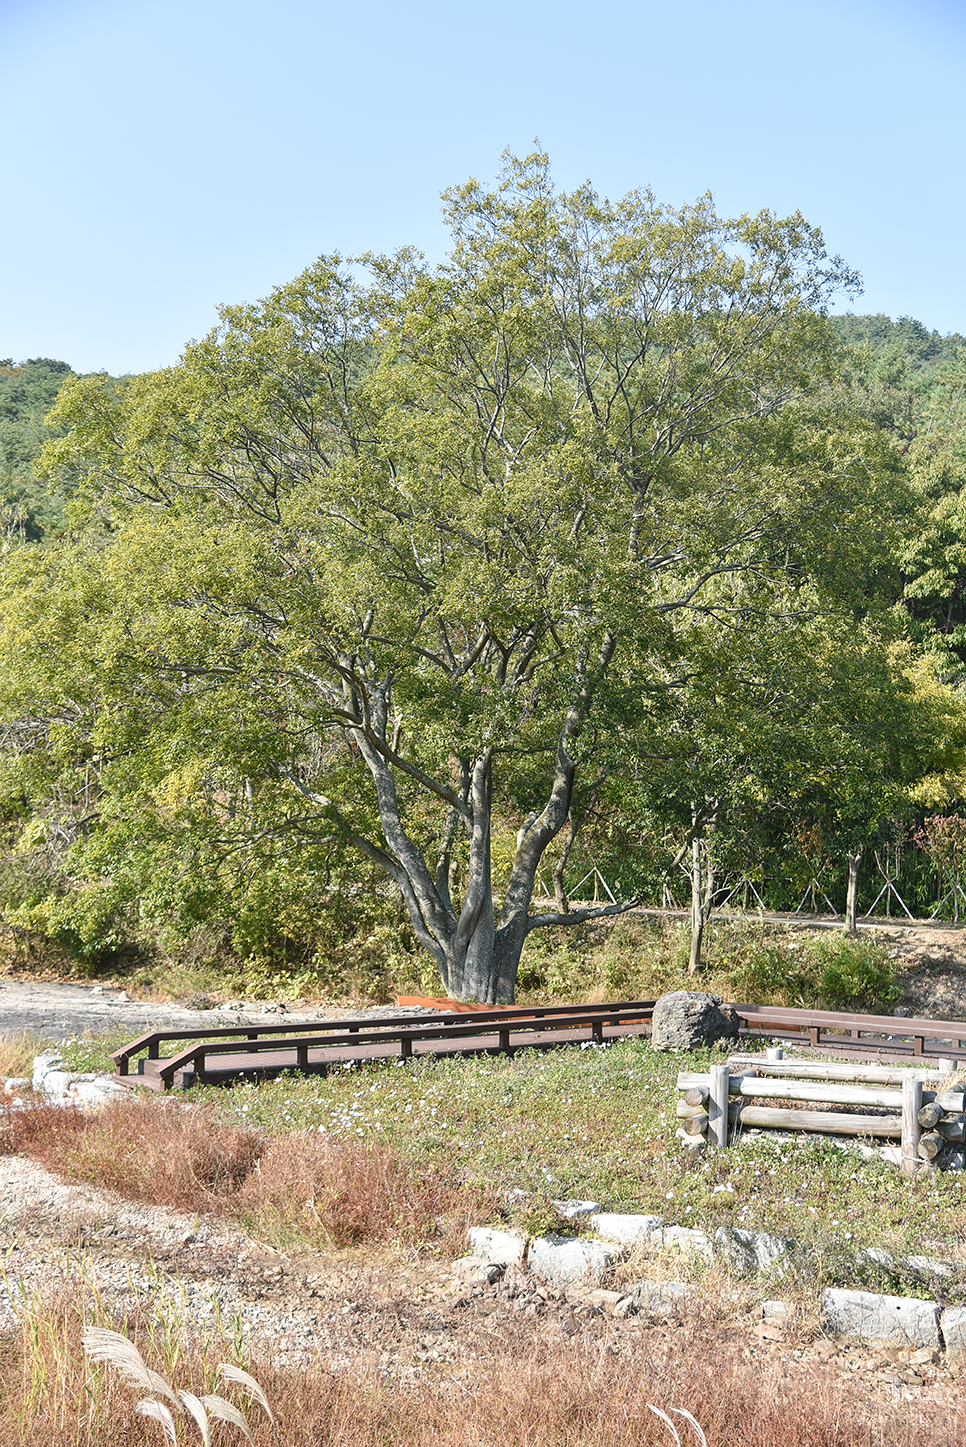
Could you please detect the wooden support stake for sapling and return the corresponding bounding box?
[709,1063,731,1147]
[902,1075,923,1177]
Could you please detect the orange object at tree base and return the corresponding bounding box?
[395,995,522,1013]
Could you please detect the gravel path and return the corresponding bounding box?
[0,1152,962,1405]
[0,978,436,1045]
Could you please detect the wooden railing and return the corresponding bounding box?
[110,998,966,1092]
[111,1000,658,1089]
[731,1003,966,1059]
[676,1056,966,1174]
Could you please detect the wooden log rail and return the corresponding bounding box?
[676,1057,966,1173]
[112,1002,658,1090]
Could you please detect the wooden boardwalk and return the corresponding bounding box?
[110,1000,966,1091]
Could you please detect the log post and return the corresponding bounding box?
[845,849,862,934]
[709,1063,731,1147]
[902,1075,923,1178]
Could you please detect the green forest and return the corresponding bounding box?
[4,156,966,1004]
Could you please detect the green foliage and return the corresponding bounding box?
[3,177,966,991]
[0,153,931,999]
[808,934,901,1010]
[829,313,966,370]
[716,929,899,1011]
[0,358,79,543]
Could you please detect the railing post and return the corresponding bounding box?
[902,1075,923,1178]
[709,1063,731,1147]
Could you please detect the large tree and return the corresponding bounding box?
[4,153,913,1001]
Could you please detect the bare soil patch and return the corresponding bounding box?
[1,1153,964,1419]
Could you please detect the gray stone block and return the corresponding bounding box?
[32,1053,62,1092]
[527,1234,621,1290]
[941,1305,966,1354]
[715,1227,797,1276]
[551,1199,599,1219]
[467,1227,527,1266]
[658,1225,713,1261]
[590,1213,663,1243]
[624,1280,692,1316]
[650,991,739,1052]
[822,1288,941,1348]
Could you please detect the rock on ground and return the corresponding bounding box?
[650,991,740,1052]
[822,1288,941,1349]
[527,1234,621,1290]
[467,1227,527,1266]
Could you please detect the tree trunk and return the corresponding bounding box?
[845,849,862,934]
[687,802,717,976]
[551,772,606,916]
[324,638,623,1005]
[688,832,705,975]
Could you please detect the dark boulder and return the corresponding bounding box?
[650,991,740,1052]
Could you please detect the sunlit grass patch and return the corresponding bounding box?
[190,1037,966,1277]
[6,1029,966,1286]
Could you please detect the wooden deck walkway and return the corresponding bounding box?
[109,999,966,1091]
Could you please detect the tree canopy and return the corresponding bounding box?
[0,154,958,999]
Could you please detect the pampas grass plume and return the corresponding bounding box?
[202,1395,255,1444]
[136,1398,178,1443]
[218,1363,275,1425]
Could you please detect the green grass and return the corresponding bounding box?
[181,1037,966,1292]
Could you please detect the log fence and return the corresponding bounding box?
[676,1055,966,1173]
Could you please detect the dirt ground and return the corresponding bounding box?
[0,1154,961,1414]
[872,922,966,1019]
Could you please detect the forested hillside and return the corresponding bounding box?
[0,358,77,543]
[3,170,966,1002]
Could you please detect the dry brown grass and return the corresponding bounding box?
[0,1096,493,1254]
[0,1283,959,1447]
[0,1031,44,1080]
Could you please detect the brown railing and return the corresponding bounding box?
[110,998,966,1091]
[111,1000,658,1089]
[731,1004,966,1060]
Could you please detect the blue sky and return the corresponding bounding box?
[1,0,965,375]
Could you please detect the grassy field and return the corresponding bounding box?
[4,1030,965,1296]
[4,1012,966,1445]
